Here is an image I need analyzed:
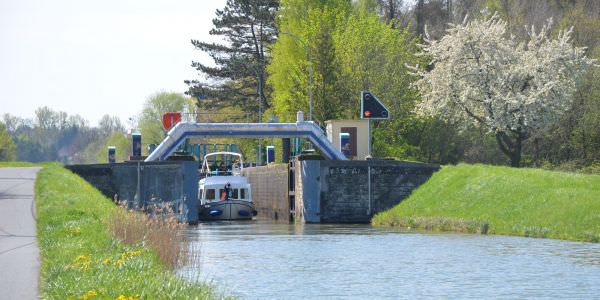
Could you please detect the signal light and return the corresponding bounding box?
[360,91,390,120]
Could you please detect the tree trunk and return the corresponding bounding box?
[495,131,524,168]
[446,0,452,23]
[416,0,425,36]
[512,135,522,167]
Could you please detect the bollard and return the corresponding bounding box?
[108,146,116,163]
[131,132,142,157]
[266,145,275,163]
[296,110,304,122]
[282,138,291,163]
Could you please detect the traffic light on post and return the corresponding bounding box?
[360,91,390,120]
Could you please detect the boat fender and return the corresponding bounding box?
[209,209,223,216]
[238,210,250,217]
[252,210,258,216]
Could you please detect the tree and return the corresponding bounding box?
[268,0,352,123]
[98,115,124,137]
[377,0,405,27]
[186,0,279,121]
[268,0,425,160]
[413,13,595,167]
[0,122,16,161]
[138,92,196,145]
[83,132,130,163]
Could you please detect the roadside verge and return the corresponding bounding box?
[35,165,220,299]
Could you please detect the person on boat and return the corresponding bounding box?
[226,183,232,199]
[219,161,225,171]
[232,160,240,173]
[222,182,232,200]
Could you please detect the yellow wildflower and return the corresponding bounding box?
[121,250,142,259]
[75,255,90,262]
[67,227,81,235]
[127,250,141,257]
[114,258,126,267]
[70,254,94,271]
[79,289,98,299]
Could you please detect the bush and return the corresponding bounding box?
[108,206,188,269]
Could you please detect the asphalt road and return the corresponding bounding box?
[0,167,41,299]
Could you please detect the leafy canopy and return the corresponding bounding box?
[412,13,595,166]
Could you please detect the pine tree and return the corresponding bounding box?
[186,0,278,122]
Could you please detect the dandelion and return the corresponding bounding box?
[114,258,126,267]
[114,250,142,267]
[70,254,94,271]
[124,250,141,258]
[67,227,81,235]
[79,290,98,299]
[75,255,90,262]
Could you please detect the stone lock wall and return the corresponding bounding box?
[296,159,439,223]
[67,159,437,224]
[242,164,290,222]
[66,161,199,223]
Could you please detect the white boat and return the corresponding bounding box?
[198,152,256,221]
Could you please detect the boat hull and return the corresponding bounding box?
[199,200,256,221]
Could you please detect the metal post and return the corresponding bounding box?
[367,166,371,215]
[308,52,312,121]
[367,119,372,157]
[258,142,262,166]
[136,161,141,209]
[258,77,263,165]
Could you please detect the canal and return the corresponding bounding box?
[178,222,600,299]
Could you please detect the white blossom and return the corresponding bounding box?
[413,13,595,139]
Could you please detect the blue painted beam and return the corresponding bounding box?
[145,122,347,161]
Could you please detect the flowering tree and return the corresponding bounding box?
[413,13,595,167]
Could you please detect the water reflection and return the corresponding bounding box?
[178,221,600,299]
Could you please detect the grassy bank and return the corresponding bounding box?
[0,161,60,167]
[35,165,219,299]
[372,164,600,242]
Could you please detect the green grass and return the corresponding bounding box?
[372,164,600,242]
[0,161,61,167]
[35,165,221,299]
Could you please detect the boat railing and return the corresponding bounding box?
[203,170,231,176]
[199,167,244,179]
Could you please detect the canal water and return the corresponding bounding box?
[178,222,600,299]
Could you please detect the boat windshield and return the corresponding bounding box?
[200,152,243,177]
[201,187,249,201]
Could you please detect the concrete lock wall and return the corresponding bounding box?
[241,164,290,222]
[66,158,437,224]
[295,159,439,223]
[66,161,199,223]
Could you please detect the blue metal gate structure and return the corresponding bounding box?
[145,121,347,162]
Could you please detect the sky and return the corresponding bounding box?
[0,0,226,126]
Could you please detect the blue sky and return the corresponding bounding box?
[0,0,226,125]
